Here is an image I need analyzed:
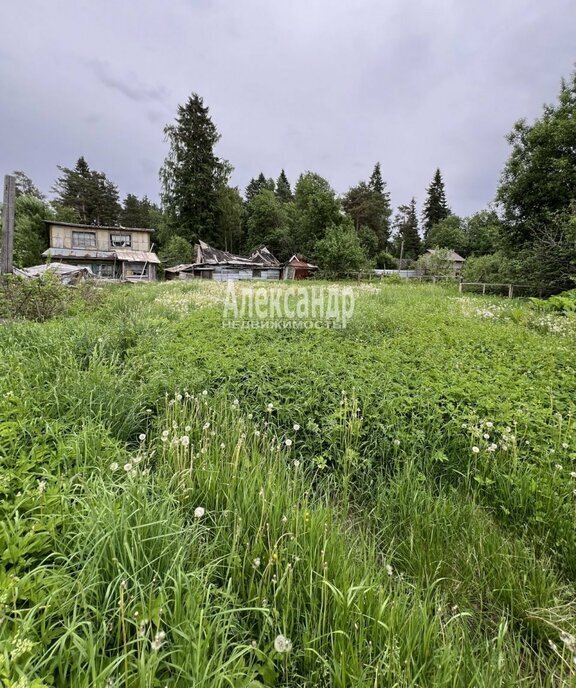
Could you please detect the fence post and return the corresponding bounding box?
[508,284,513,299]
[1,175,16,275]
[482,283,486,295]
[458,281,463,293]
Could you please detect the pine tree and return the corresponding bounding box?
[422,169,450,239]
[160,94,229,246]
[394,198,421,262]
[53,157,120,225]
[275,170,293,202]
[13,171,44,200]
[121,194,143,227]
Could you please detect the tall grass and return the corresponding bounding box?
[0,281,575,686]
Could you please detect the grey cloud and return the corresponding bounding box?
[0,0,575,215]
[88,59,169,105]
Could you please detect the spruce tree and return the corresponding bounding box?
[160,94,228,246]
[275,170,293,202]
[422,168,450,239]
[245,173,275,202]
[394,198,421,261]
[343,163,392,251]
[369,162,384,195]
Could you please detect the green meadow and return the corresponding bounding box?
[1,280,576,687]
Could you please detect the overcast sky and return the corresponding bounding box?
[1,0,574,216]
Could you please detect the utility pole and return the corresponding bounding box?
[1,175,16,275]
[398,239,404,271]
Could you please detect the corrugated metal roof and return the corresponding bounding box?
[42,247,160,264]
[115,250,161,264]
[249,246,281,266]
[43,247,116,260]
[44,220,155,233]
[287,255,319,269]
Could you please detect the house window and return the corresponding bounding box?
[72,231,96,248]
[125,262,148,278]
[252,269,262,278]
[110,233,132,248]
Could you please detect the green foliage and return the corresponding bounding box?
[245,173,275,203]
[375,250,397,269]
[121,193,159,229]
[0,273,76,321]
[461,251,516,283]
[275,170,293,203]
[160,94,230,246]
[53,156,121,225]
[342,163,392,252]
[422,168,450,238]
[463,210,503,256]
[293,173,341,256]
[392,197,421,261]
[315,218,370,275]
[11,195,52,267]
[159,235,194,267]
[0,282,576,688]
[216,185,245,254]
[497,71,576,245]
[425,215,467,254]
[12,171,44,200]
[2,278,576,685]
[416,247,455,277]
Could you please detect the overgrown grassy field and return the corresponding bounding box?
[1,280,576,687]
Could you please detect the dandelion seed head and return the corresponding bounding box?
[180,435,190,447]
[273,634,292,653]
[293,424,300,431]
[124,463,133,472]
[472,446,480,454]
[110,462,119,472]
[138,433,146,441]
[285,438,293,447]
[194,506,205,519]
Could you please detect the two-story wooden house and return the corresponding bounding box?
[42,221,161,281]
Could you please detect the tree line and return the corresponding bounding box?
[3,69,576,291]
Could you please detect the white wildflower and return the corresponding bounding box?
[486,422,493,429]
[194,506,205,519]
[273,634,293,653]
[151,630,166,651]
[220,442,226,449]
[267,403,274,412]
[393,439,401,446]
[472,446,480,454]
[202,390,208,396]
[37,480,47,495]
[138,433,146,441]
[285,438,293,447]
[293,459,301,468]
[180,435,190,447]
[483,433,490,440]
[253,557,261,569]
[203,422,210,431]
[570,472,576,479]
[555,464,563,471]
[385,564,393,576]
[124,463,133,472]
[293,424,300,431]
[562,442,569,450]
[110,462,119,472]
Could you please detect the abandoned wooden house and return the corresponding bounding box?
[283,255,319,280]
[164,241,282,281]
[42,221,160,281]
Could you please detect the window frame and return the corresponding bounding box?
[72,231,97,249]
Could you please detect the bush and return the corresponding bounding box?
[0,273,100,322]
